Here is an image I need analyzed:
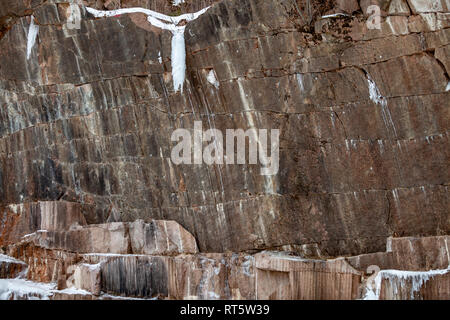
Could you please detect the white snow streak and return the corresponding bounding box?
[367,73,397,138]
[321,13,351,19]
[367,74,386,107]
[26,16,39,60]
[206,69,220,88]
[296,73,304,92]
[86,6,210,92]
[0,254,26,265]
[0,279,55,300]
[158,51,162,64]
[0,278,96,300]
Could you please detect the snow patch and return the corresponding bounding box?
[7,204,22,214]
[26,16,39,60]
[0,279,96,300]
[208,291,220,299]
[81,263,102,271]
[158,51,162,64]
[367,74,386,107]
[0,254,26,265]
[82,253,147,257]
[173,0,185,6]
[100,293,157,300]
[206,69,220,88]
[321,13,351,19]
[21,229,47,239]
[446,82,450,92]
[241,256,254,277]
[0,279,55,300]
[57,287,91,295]
[364,267,450,300]
[366,73,397,138]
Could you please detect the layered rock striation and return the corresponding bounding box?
[0,0,449,299]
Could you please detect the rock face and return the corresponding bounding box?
[0,0,449,300]
[0,201,88,246]
[0,201,449,299]
[0,202,198,255]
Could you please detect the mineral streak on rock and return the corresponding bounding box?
[0,0,449,300]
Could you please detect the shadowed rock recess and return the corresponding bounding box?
[0,0,448,300]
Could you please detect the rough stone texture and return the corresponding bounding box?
[7,239,80,283]
[407,0,450,14]
[2,231,450,299]
[129,219,199,255]
[1,202,197,255]
[28,219,197,254]
[0,0,449,300]
[389,0,411,15]
[66,263,101,295]
[167,253,256,300]
[33,223,132,254]
[0,201,88,246]
[335,0,360,14]
[0,0,448,258]
[254,252,361,299]
[82,254,170,298]
[390,236,450,270]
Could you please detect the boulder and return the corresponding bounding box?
[66,263,102,296]
[129,219,198,255]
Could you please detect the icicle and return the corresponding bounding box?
[364,267,450,300]
[26,16,39,60]
[86,6,210,93]
[171,29,186,92]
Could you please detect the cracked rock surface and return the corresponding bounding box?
[0,0,449,300]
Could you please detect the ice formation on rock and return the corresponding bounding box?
[364,267,450,300]
[86,6,210,92]
[207,69,220,88]
[26,16,39,60]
